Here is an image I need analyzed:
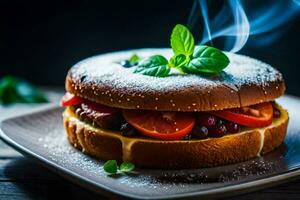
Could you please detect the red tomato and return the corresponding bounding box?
[123,110,195,140]
[60,93,120,113]
[60,93,83,106]
[211,102,273,128]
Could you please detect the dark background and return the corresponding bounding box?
[0,0,299,95]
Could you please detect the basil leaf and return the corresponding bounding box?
[129,54,140,63]
[183,45,230,74]
[134,55,170,77]
[0,76,20,104]
[103,160,118,175]
[15,81,48,103]
[170,24,195,56]
[0,76,48,105]
[168,54,190,74]
[169,54,187,68]
[119,162,135,173]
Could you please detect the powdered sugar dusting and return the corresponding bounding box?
[70,48,282,93]
[38,126,282,196]
[4,96,300,198]
[3,105,293,198]
[38,128,162,193]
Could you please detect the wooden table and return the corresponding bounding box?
[0,89,300,200]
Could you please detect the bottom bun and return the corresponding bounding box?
[63,105,288,169]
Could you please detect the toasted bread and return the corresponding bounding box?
[65,49,285,112]
[63,104,288,169]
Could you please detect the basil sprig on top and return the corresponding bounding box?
[170,24,195,57]
[182,45,230,74]
[134,55,170,77]
[133,24,230,77]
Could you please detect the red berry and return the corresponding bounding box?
[183,134,192,140]
[198,114,217,128]
[191,125,209,139]
[226,122,240,133]
[210,124,227,137]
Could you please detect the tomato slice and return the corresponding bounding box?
[60,93,120,113]
[211,102,273,128]
[123,110,195,140]
[60,93,83,106]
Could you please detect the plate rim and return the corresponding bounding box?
[1,101,300,199]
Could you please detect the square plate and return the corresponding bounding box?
[1,95,300,199]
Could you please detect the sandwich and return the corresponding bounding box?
[61,25,288,169]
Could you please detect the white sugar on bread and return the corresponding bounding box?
[66,48,285,112]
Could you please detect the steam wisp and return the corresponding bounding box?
[187,0,300,52]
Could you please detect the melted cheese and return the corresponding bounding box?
[257,128,265,156]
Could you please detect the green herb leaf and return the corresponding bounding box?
[103,160,135,176]
[103,160,118,175]
[168,54,189,74]
[134,55,170,77]
[170,24,195,56]
[129,54,140,63]
[0,76,48,105]
[129,24,230,77]
[182,45,230,74]
[0,76,19,104]
[119,162,135,173]
[15,81,48,103]
[169,54,189,68]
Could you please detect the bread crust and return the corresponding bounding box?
[63,104,288,169]
[65,49,285,112]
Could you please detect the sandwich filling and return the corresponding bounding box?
[61,93,282,141]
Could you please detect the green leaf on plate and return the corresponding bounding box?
[119,162,135,173]
[103,160,118,175]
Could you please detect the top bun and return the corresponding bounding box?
[65,48,285,112]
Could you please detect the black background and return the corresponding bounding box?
[0,0,300,96]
